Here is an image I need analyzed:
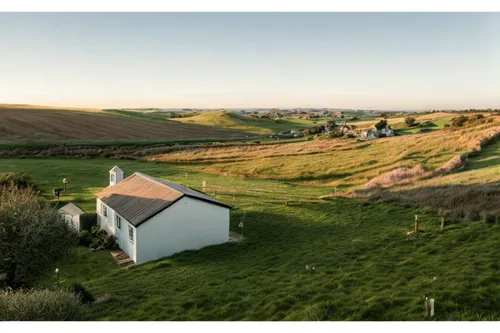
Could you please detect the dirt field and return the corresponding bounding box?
[0,105,247,142]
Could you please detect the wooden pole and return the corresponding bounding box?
[441,216,445,230]
[424,297,428,317]
[414,215,419,233]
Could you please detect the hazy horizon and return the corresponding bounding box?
[1,12,499,110]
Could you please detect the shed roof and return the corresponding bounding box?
[59,202,85,216]
[95,172,231,227]
[110,165,123,173]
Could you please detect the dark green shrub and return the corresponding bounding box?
[68,282,95,304]
[469,114,485,121]
[0,289,81,321]
[452,115,469,127]
[418,121,435,128]
[78,230,92,246]
[80,213,97,232]
[374,120,388,130]
[0,172,38,192]
[0,185,77,288]
[103,235,116,249]
[404,116,416,126]
[96,228,108,240]
[91,225,101,236]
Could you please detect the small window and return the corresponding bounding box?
[116,215,121,229]
[110,173,115,183]
[128,225,134,243]
[102,204,108,217]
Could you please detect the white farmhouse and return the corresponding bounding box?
[59,202,85,231]
[95,166,232,265]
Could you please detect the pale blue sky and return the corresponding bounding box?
[0,13,499,110]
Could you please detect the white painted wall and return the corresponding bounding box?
[136,197,230,264]
[62,213,79,231]
[96,198,137,262]
[72,214,80,232]
[109,168,124,186]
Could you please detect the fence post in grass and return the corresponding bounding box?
[424,296,429,317]
[415,215,419,233]
[285,191,288,206]
[441,217,445,230]
[429,299,435,317]
[202,181,207,193]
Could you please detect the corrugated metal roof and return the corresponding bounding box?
[95,172,231,227]
[59,202,85,216]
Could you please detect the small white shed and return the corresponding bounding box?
[59,202,86,231]
[95,168,232,264]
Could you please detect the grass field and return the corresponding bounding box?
[353,112,455,130]
[171,111,316,134]
[0,105,248,143]
[2,154,500,320]
[147,115,500,190]
[2,111,500,321]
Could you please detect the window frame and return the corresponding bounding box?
[102,203,108,217]
[128,225,134,243]
[110,173,115,183]
[116,215,121,229]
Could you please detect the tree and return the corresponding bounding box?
[0,185,77,288]
[0,173,38,192]
[451,115,469,127]
[375,119,388,131]
[325,120,337,131]
[404,117,416,126]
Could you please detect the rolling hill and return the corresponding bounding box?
[171,111,314,134]
[2,105,500,320]
[0,105,248,143]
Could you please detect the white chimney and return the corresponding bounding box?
[109,166,124,186]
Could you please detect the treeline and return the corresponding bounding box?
[431,108,500,113]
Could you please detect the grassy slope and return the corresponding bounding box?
[171,111,315,134]
[0,105,248,143]
[4,158,500,320]
[353,112,455,130]
[147,116,500,189]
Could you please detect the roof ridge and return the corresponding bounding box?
[132,172,184,196]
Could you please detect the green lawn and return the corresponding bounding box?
[2,157,500,320]
[40,247,118,289]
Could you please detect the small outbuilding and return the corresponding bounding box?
[59,202,86,231]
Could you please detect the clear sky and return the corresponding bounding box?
[0,12,499,110]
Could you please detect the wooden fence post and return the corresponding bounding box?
[441,216,445,229]
[415,215,419,233]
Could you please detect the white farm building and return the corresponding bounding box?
[95,166,232,264]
